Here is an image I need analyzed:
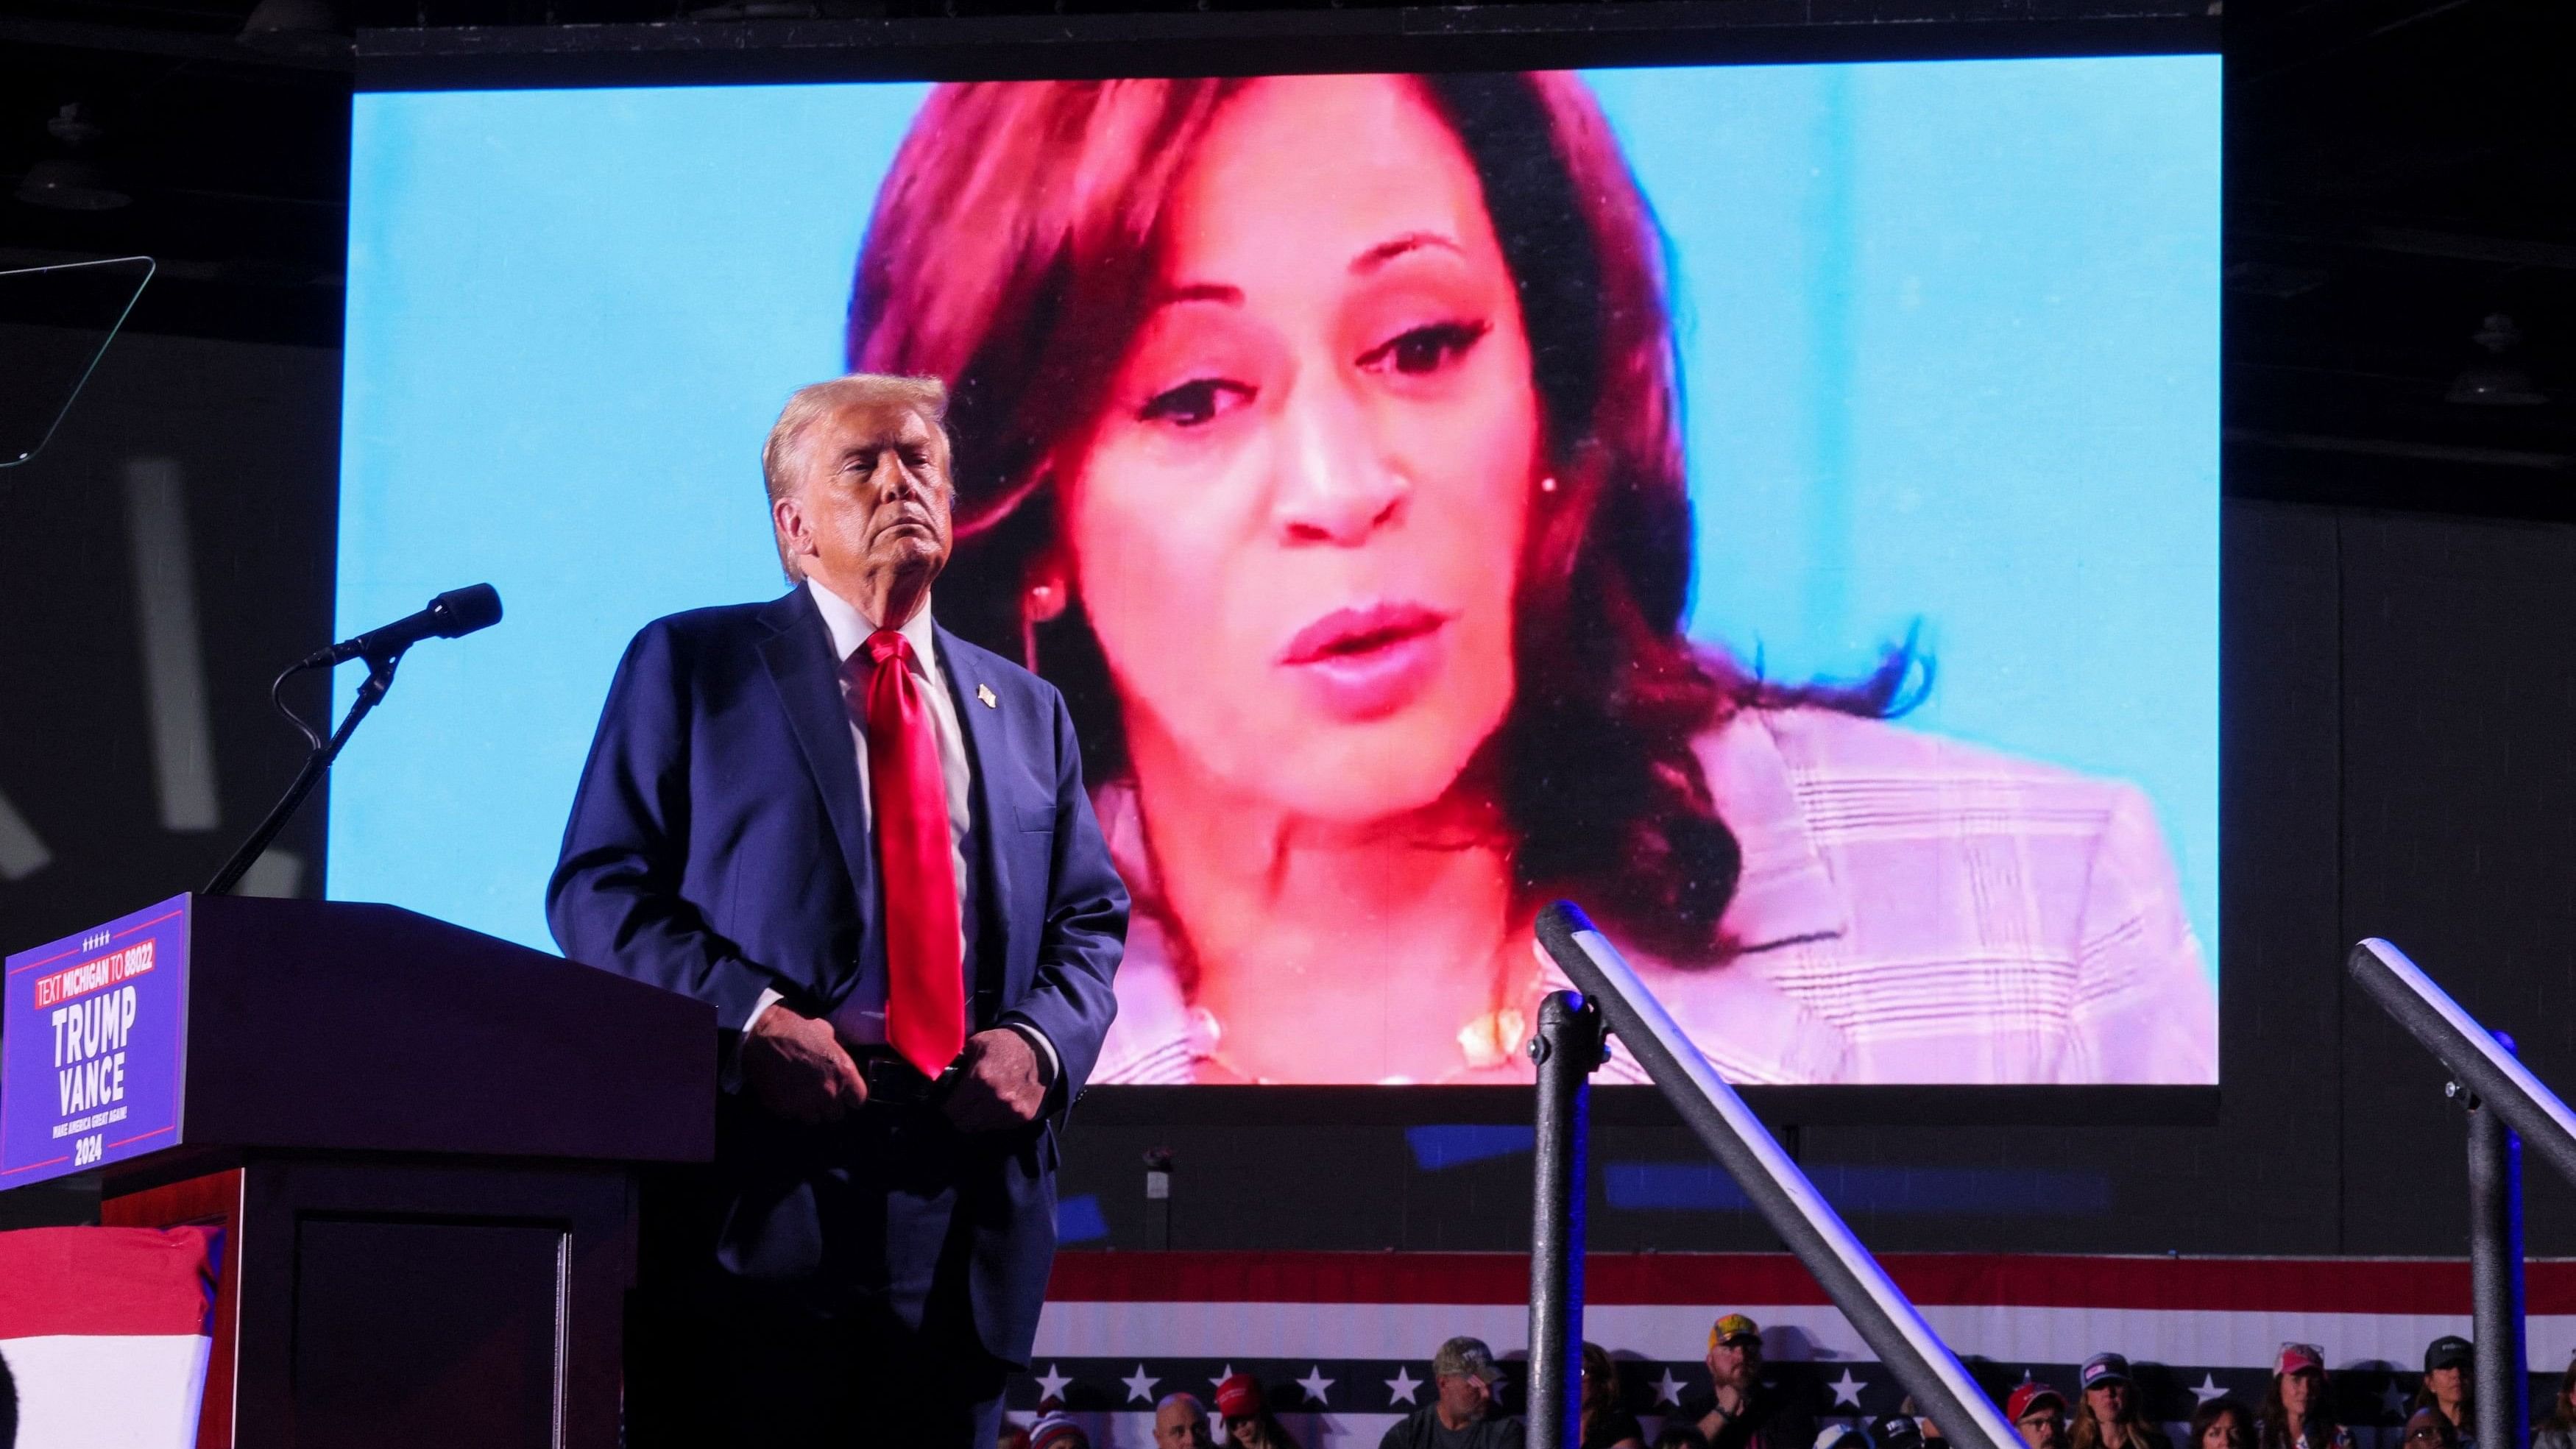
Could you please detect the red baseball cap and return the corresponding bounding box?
[2009,1384,2067,1423]
[1216,1373,1264,1419]
[2276,1344,2326,1378]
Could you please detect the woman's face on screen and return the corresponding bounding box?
[1062,74,1539,822]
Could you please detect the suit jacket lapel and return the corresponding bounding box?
[936,626,1013,1007]
[756,590,877,947]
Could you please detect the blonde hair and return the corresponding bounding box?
[761,372,950,582]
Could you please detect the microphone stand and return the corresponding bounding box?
[203,648,405,898]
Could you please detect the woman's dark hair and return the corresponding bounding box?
[2541,1358,2576,1436]
[2258,1367,2337,1449]
[2411,1385,2473,1419]
[847,73,1917,966]
[2193,1398,2254,1449]
[1239,1411,1301,1449]
[1580,1342,1629,1444]
[2412,1350,2471,1423]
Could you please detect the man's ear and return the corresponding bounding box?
[773,492,818,576]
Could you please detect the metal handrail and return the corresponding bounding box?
[2346,938,2569,1449]
[1532,901,2016,1449]
[2349,938,2576,1180]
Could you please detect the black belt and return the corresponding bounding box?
[852,1047,960,1108]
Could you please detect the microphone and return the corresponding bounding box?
[300,583,503,668]
[208,581,500,896]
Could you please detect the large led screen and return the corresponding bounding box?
[337,59,2220,1086]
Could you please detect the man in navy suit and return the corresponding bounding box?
[548,373,1127,1445]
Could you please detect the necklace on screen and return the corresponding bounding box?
[1183,912,1535,1083]
[1187,999,1533,1085]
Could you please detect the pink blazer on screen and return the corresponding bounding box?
[1091,705,2217,1086]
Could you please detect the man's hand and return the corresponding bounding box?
[741,1005,868,1125]
[941,1027,1048,1133]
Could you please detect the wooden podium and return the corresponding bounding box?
[3,894,715,1449]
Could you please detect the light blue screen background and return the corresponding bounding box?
[336,57,2221,981]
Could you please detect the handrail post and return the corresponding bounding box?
[1537,902,2020,1449]
[1529,990,1602,1449]
[2463,1053,2527,1449]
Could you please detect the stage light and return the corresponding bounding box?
[241,0,353,57]
[15,105,129,211]
[15,157,130,211]
[684,2,823,17]
[2447,313,2549,406]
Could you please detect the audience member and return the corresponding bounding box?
[2532,1353,2576,1449]
[1895,1395,1951,1449]
[2191,1398,2256,1449]
[1031,1411,1091,1449]
[2009,1383,2070,1449]
[1582,1342,1647,1449]
[1874,1415,1925,1449]
[1217,1373,1303,1449]
[1161,1393,1219,1449]
[1655,1426,1714,1449]
[1815,1425,1874,1449]
[2415,1337,2474,1449]
[1379,1337,1526,1449]
[2073,1353,2173,1449]
[1676,1314,1818,1449]
[2402,1407,2460,1449]
[2258,1344,2350,1449]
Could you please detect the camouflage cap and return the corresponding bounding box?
[1434,1336,1507,1384]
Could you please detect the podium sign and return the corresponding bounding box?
[0,893,713,1448]
[1,893,189,1187]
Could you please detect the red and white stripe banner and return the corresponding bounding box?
[1016,1253,2576,1448]
[0,1226,216,1449]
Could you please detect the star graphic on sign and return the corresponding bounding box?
[1125,1365,1160,1403]
[2190,1375,2227,1406]
[2382,1381,2414,1417]
[1830,1370,1867,1408]
[1298,1367,1335,1405]
[1212,1366,1238,1392]
[1033,1364,1072,1404]
[1387,1368,1423,1406]
[1651,1369,1688,1407]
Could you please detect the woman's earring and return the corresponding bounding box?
[1021,570,1069,673]
[1538,475,1559,495]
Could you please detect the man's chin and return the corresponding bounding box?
[867,535,949,572]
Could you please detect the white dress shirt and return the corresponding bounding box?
[740,579,1055,1082]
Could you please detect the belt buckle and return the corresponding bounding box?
[863,1054,933,1108]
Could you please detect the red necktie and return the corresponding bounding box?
[850,630,964,1079]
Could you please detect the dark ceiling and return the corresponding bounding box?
[2,0,2569,517]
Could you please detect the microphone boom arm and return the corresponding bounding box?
[202,649,403,898]
[203,581,498,898]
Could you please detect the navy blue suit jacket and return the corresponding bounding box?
[546,586,1127,1363]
